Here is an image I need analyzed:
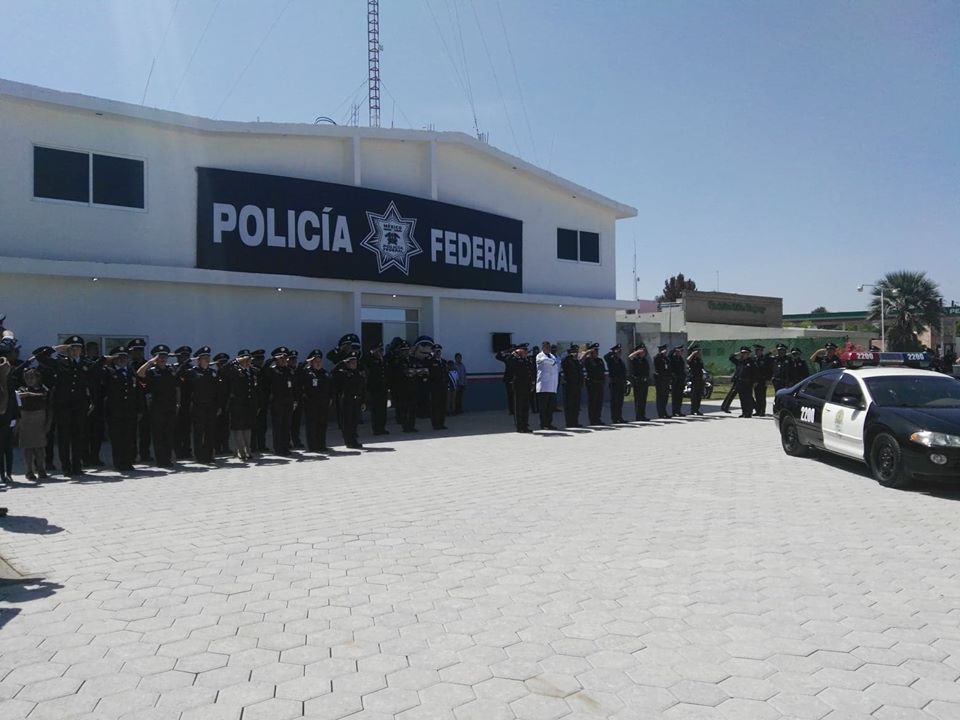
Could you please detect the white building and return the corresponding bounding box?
[0,79,636,409]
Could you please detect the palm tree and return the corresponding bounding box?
[867,271,941,351]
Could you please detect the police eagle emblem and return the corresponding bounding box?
[361,201,422,275]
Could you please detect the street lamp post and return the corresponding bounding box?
[857,284,885,350]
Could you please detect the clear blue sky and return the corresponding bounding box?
[1,0,957,312]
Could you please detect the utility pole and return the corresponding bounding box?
[368,0,381,128]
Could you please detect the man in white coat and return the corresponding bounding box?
[535,341,560,430]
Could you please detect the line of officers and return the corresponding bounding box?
[11,332,456,476]
[495,341,715,432]
[719,343,818,418]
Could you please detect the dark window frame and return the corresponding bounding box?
[32,143,147,211]
[578,231,600,264]
[556,228,579,261]
[556,228,602,265]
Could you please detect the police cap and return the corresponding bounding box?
[739,346,751,353]
[236,349,252,358]
[338,333,360,346]
[213,352,230,362]
[790,347,802,354]
[175,346,192,355]
[568,343,580,353]
[610,344,621,352]
[32,345,55,358]
[109,346,129,357]
[151,344,171,356]
[753,344,765,350]
[251,348,266,357]
[657,344,668,351]
[65,335,84,347]
[193,346,211,358]
[776,343,788,350]
[825,342,838,350]
[414,335,435,347]
[126,339,146,351]
[271,346,290,358]
[307,348,324,360]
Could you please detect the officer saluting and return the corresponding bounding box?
[221,349,257,462]
[628,344,651,421]
[36,336,92,476]
[250,349,268,453]
[137,345,179,468]
[213,352,231,455]
[179,346,220,465]
[811,342,842,371]
[560,344,583,428]
[173,345,193,459]
[504,344,533,432]
[332,351,365,449]
[361,342,389,436]
[100,345,139,472]
[669,346,687,417]
[771,343,791,391]
[653,344,671,419]
[582,343,606,425]
[733,346,757,418]
[428,343,449,430]
[604,344,627,424]
[752,344,774,417]
[686,345,705,416]
[298,349,332,452]
[127,338,152,463]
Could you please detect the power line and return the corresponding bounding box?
[495,0,537,163]
[140,0,183,105]
[379,80,415,129]
[422,0,478,131]
[169,0,224,106]
[468,0,521,156]
[448,0,480,135]
[213,0,296,118]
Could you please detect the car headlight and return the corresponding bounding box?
[909,431,960,448]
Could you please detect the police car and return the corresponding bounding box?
[773,351,960,488]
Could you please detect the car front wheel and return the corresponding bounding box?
[869,432,911,488]
[780,415,807,457]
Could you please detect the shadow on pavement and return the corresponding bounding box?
[0,579,63,631]
[0,515,65,534]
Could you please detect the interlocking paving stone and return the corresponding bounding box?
[3,410,960,719]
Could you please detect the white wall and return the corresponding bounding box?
[0,94,620,302]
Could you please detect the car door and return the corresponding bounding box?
[822,372,868,459]
[794,370,841,448]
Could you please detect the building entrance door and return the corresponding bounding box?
[360,307,420,351]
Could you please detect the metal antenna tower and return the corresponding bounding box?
[367,0,381,128]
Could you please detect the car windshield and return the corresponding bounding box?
[865,375,960,408]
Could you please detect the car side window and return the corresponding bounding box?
[800,371,840,400]
[829,375,863,406]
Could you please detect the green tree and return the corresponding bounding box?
[811,306,828,314]
[656,273,696,303]
[867,271,941,351]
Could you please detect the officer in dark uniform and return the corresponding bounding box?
[333,351,365,449]
[101,346,140,471]
[328,334,361,428]
[751,344,774,416]
[811,342,842,371]
[495,345,515,415]
[390,339,421,433]
[298,349,332,452]
[604,344,627,424]
[127,338,152,463]
[179,346,220,464]
[526,344,539,416]
[361,342,388,435]
[428,343,449,430]
[173,345,193,459]
[83,341,105,466]
[36,336,92,476]
[213,352,231,454]
[653,344,671,418]
[788,347,810,385]
[384,338,407,427]
[503,344,532,432]
[627,344,651,421]
[28,345,59,473]
[687,346,705,416]
[136,345,179,467]
[250,349,269,453]
[771,343,791,391]
[583,343,606,425]
[221,349,257,461]
[734,346,757,418]
[560,344,583,428]
[668,346,687,417]
[720,349,742,414]
[289,349,304,449]
[261,347,296,455]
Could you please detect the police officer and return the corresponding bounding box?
[333,351,365,449]
[734,346,757,418]
[771,343,791,391]
[653,344,671,419]
[720,349,742,414]
[298,349,332,452]
[391,339,422,433]
[495,345,516,415]
[101,346,139,472]
[687,346,705,416]
[137,345,179,468]
[505,344,533,432]
[261,347,296,456]
[811,342,842,371]
[604,344,627,424]
[428,343,449,430]
[36,336,92,476]
[668,346,687,417]
[179,346,220,465]
[289,349,304,449]
[173,345,193,459]
[361,342,388,436]
[583,343,606,425]
[83,341,105,467]
[127,338,152,463]
[627,344,651,421]
[751,344,773,416]
[221,349,257,461]
[250,349,269,453]
[560,344,583,428]
[788,347,810,385]
[213,352,231,455]
[328,334,361,428]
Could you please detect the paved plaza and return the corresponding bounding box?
[1,407,960,720]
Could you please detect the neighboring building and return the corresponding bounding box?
[785,309,957,354]
[0,79,636,409]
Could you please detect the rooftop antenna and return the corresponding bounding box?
[368,0,381,128]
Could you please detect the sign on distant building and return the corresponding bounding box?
[682,291,783,327]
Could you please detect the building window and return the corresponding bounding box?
[556,228,600,264]
[34,146,89,203]
[33,145,145,209]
